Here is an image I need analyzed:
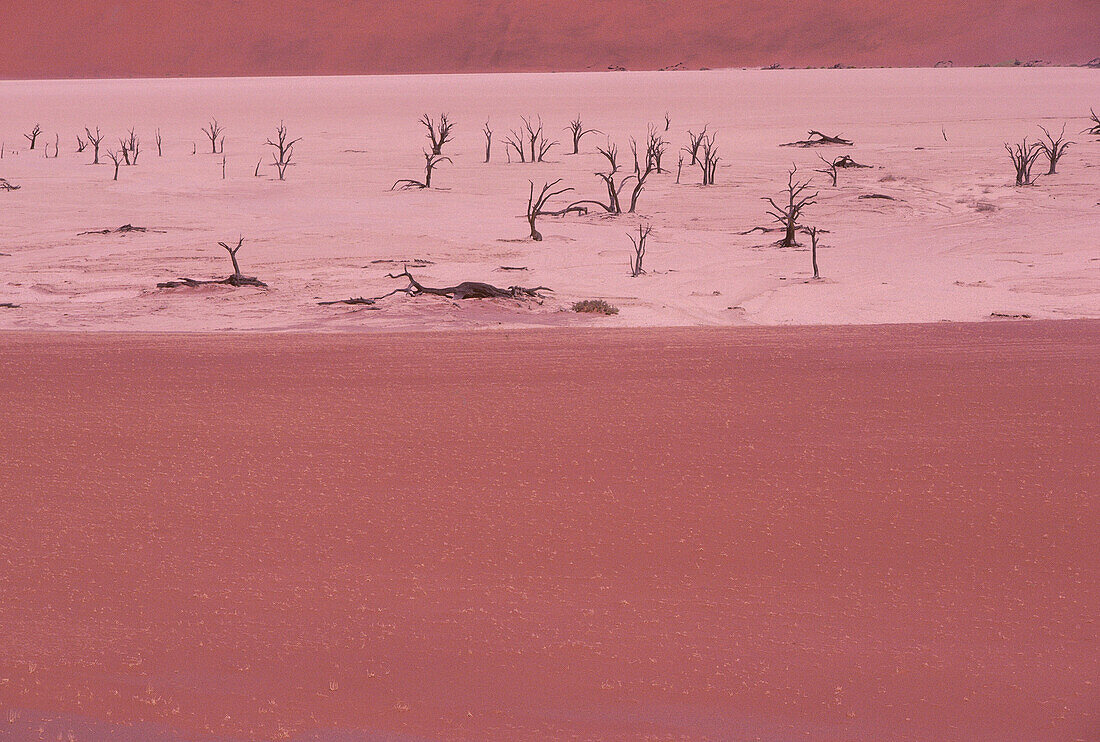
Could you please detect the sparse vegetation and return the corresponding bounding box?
[266,122,301,180]
[1005,138,1042,186]
[572,299,619,315]
[1037,124,1072,175]
[202,118,224,154]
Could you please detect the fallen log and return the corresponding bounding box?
[781,130,854,147]
[319,267,551,306]
[158,274,267,289]
[79,224,164,236]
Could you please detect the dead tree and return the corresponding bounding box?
[816,154,839,186]
[25,124,41,150]
[105,149,122,180]
[221,156,227,180]
[628,138,656,213]
[1005,138,1042,186]
[202,118,223,154]
[523,116,557,162]
[76,135,87,153]
[119,129,139,165]
[567,116,600,154]
[683,125,708,165]
[51,133,60,158]
[664,112,671,132]
[380,267,550,300]
[1037,124,1072,175]
[254,159,263,177]
[646,125,668,173]
[266,122,301,180]
[392,152,451,190]
[568,142,633,214]
[158,237,267,289]
[629,224,652,277]
[1083,108,1100,136]
[504,127,526,163]
[0,178,20,191]
[808,226,821,279]
[742,166,818,246]
[781,130,853,147]
[697,133,719,185]
[483,120,493,163]
[421,113,454,155]
[676,153,684,184]
[84,127,103,164]
[527,179,576,241]
[155,129,163,157]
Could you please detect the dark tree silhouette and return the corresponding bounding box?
[421,113,454,155]
[1005,138,1042,186]
[567,116,601,155]
[483,120,493,163]
[202,118,223,154]
[392,152,451,190]
[24,124,41,150]
[742,166,818,246]
[84,127,103,164]
[266,122,301,180]
[1037,124,1073,175]
[104,149,122,180]
[526,179,576,241]
[629,224,652,277]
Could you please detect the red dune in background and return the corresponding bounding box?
[1,323,1097,740]
[1,0,1097,79]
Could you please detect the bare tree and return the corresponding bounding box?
[85,127,103,164]
[105,149,122,180]
[815,154,839,186]
[646,125,668,173]
[1005,138,1042,186]
[629,224,652,277]
[118,137,131,166]
[157,237,267,288]
[504,128,526,163]
[523,116,557,162]
[119,129,140,165]
[392,152,451,190]
[1083,108,1100,136]
[807,226,821,279]
[155,128,163,157]
[266,122,301,180]
[483,120,493,163]
[421,113,454,155]
[526,179,576,241]
[52,133,59,158]
[76,135,87,153]
[254,159,264,177]
[683,125,708,165]
[24,124,41,150]
[627,137,656,213]
[664,112,671,132]
[697,132,719,185]
[567,116,601,155]
[1036,124,1073,175]
[568,142,633,214]
[202,118,223,154]
[221,156,227,180]
[743,166,818,246]
[676,153,684,184]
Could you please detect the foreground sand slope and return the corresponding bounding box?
[0,68,1098,331]
[0,322,1097,740]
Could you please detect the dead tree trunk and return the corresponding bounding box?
[568,142,633,215]
[105,150,122,180]
[392,152,451,190]
[646,125,667,173]
[266,121,301,180]
[742,166,818,246]
[202,118,223,154]
[158,237,267,289]
[808,226,821,278]
[380,267,551,300]
[76,135,87,153]
[683,125,708,165]
[781,131,854,147]
[629,224,652,277]
[25,124,41,150]
[815,154,839,186]
[421,113,454,155]
[85,127,103,164]
[567,116,600,155]
[504,129,526,163]
[1037,124,1073,175]
[697,133,719,185]
[155,129,163,157]
[1005,138,1042,186]
[628,138,656,213]
[527,179,575,241]
[523,116,557,162]
[483,120,493,163]
[1083,108,1100,136]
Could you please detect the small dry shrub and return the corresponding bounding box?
[572,299,619,315]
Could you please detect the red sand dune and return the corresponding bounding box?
[1,0,1097,79]
[0,322,1097,740]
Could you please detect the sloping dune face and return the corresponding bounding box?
[2,0,1097,79]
